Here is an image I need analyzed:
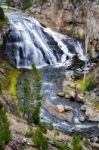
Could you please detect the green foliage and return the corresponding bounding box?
[84,78,96,91]
[27,126,33,137]
[46,123,53,130]
[32,101,41,125]
[5,0,13,6]
[18,72,31,117]
[0,7,5,20]
[38,0,47,6]
[18,64,42,125]
[72,134,83,150]
[39,123,47,134]
[32,128,48,150]
[54,140,69,150]
[0,101,11,149]
[1,61,20,96]
[21,0,32,10]
[82,135,90,146]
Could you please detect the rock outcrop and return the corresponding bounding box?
[25,0,99,59]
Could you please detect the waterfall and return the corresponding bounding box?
[5,12,86,69]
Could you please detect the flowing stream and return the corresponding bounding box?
[5,12,99,136]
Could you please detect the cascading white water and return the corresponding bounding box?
[5,12,86,69]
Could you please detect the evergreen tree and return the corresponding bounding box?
[72,134,83,150]
[0,102,11,149]
[32,128,48,150]
[19,72,31,118]
[0,7,5,20]
[18,65,42,125]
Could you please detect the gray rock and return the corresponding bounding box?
[81,105,87,111]
[91,137,98,143]
[57,92,65,97]
[64,105,72,111]
[79,116,85,122]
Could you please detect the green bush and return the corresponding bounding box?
[0,7,5,20]
[0,102,11,149]
[72,134,83,150]
[21,0,32,10]
[84,78,96,91]
[32,128,48,150]
[54,140,69,150]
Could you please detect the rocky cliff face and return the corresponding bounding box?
[25,0,99,59]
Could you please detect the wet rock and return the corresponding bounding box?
[72,56,85,67]
[65,71,74,80]
[64,105,72,111]
[79,116,85,122]
[81,105,87,111]
[44,101,73,122]
[65,94,71,99]
[85,107,99,121]
[69,90,76,99]
[56,105,65,113]
[76,94,84,103]
[57,92,65,97]
[91,137,98,143]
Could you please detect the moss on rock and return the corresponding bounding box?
[1,61,20,96]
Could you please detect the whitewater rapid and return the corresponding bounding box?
[5,12,86,69]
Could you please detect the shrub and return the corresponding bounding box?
[21,0,32,10]
[84,78,96,91]
[32,128,48,150]
[72,134,83,150]
[54,140,69,150]
[0,7,5,20]
[0,102,11,149]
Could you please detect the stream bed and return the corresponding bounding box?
[40,66,99,137]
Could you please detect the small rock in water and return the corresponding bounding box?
[56,105,65,113]
[79,116,85,122]
[57,92,65,97]
[81,105,87,111]
[64,105,72,111]
[65,94,71,99]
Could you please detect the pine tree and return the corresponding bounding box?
[0,7,5,20]
[32,128,48,150]
[0,102,11,149]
